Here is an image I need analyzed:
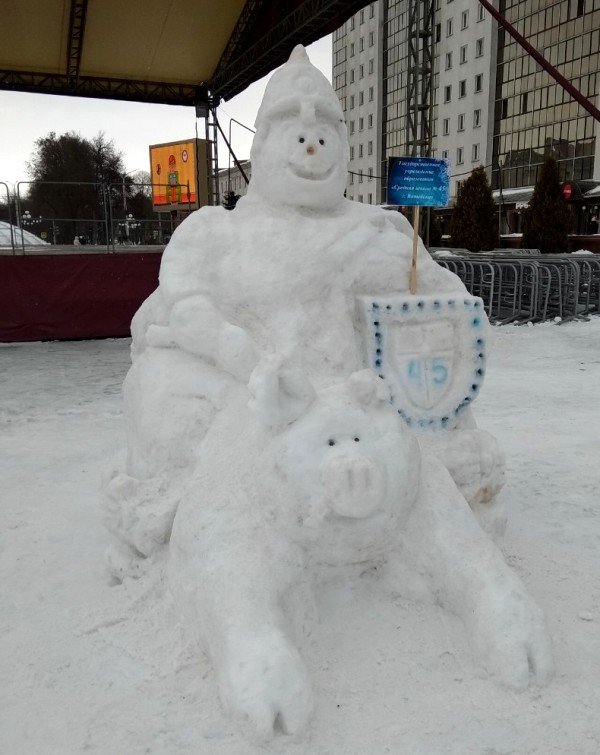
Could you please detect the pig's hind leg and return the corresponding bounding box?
[399,452,553,690]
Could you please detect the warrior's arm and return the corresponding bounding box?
[147,211,259,380]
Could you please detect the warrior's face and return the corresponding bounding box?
[250,97,349,211]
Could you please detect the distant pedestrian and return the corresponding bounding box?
[73,235,80,245]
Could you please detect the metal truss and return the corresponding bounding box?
[0,69,200,106]
[405,0,435,157]
[66,0,89,82]
[211,0,371,100]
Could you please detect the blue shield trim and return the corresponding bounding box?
[358,294,488,430]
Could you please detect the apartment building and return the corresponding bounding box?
[332,2,384,203]
[333,0,600,213]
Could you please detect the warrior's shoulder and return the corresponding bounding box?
[342,199,414,237]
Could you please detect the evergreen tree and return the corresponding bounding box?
[522,156,572,253]
[449,166,498,252]
[222,190,241,211]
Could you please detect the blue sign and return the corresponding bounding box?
[387,156,450,207]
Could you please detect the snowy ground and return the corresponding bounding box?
[2,320,600,754]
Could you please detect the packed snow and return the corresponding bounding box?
[0,220,48,247]
[2,320,600,753]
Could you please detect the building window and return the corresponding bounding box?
[368,58,374,74]
[369,86,374,101]
[472,143,480,162]
[350,69,355,83]
[359,37,364,52]
[442,150,449,159]
[461,10,469,29]
[460,45,468,64]
[459,79,466,98]
[577,0,585,17]
[360,9,364,23]
[350,120,355,134]
[473,108,481,127]
[368,113,373,128]
[359,144,363,157]
[474,74,483,92]
[350,146,354,160]
[359,117,364,131]
[446,18,453,36]
[350,95,355,109]
[368,167,373,180]
[444,85,452,102]
[458,113,465,131]
[368,140,373,155]
[349,173,354,185]
[349,16,355,30]
[475,38,484,57]
[359,91,364,106]
[477,4,485,21]
[435,23,441,42]
[501,98,508,118]
[370,4,374,18]
[369,31,374,47]
[521,91,529,113]
[359,64,364,79]
[457,147,464,164]
[368,193,373,204]
[350,43,355,57]
[445,52,453,70]
[359,172,363,183]
[443,117,450,135]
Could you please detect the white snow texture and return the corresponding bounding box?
[104,45,552,739]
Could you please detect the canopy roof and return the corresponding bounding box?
[0,0,368,106]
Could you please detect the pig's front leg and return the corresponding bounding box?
[402,452,553,689]
[169,502,313,739]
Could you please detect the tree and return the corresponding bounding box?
[26,131,126,243]
[449,166,498,252]
[522,156,572,253]
[222,190,241,211]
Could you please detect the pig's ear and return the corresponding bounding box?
[248,354,316,429]
[347,369,390,407]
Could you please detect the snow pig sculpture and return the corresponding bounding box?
[168,356,553,739]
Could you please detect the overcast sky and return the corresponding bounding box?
[0,37,332,189]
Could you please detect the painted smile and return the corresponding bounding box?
[288,163,335,181]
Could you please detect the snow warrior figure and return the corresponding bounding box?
[104,46,552,739]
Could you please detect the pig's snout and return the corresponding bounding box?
[323,455,386,518]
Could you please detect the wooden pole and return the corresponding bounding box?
[409,205,420,294]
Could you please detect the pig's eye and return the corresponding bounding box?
[354,437,360,442]
[328,439,336,446]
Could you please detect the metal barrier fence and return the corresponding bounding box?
[0,180,192,254]
[430,248,600,323]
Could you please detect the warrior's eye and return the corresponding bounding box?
[354,437,360,442]
[319,139,325,145]
[299,137,305,143]
[328,439,336,446]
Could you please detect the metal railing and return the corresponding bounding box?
[431,248,600,323]
[0,180,193,255]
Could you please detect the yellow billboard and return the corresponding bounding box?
[149,139,210,211]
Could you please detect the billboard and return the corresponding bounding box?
[149,139,210,211]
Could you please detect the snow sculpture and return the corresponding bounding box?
[104,45,552,738]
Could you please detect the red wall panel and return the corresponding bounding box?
[0,253,162,342]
